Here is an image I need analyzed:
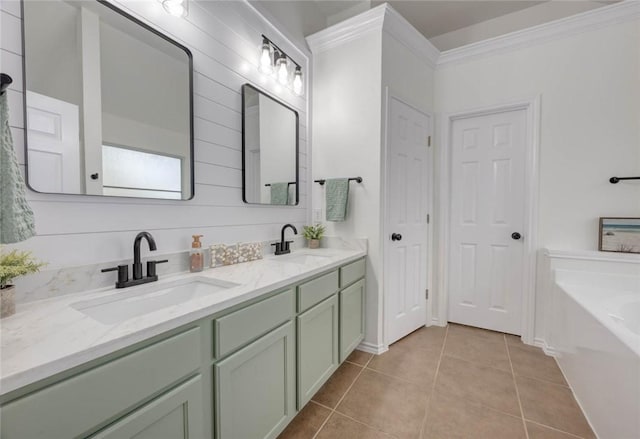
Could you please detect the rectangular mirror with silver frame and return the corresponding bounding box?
[242,84,299,205]
[22,0,194,200]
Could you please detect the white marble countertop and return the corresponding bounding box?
[0,246,366,396]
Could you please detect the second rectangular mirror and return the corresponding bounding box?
[242,84,299,205]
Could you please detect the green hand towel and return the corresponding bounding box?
[270,183,289,205]
[326,178,349,221]
[0,93,36,244]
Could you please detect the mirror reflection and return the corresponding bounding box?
[242,84,299,205]
[22,0,193,199]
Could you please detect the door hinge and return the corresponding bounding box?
[425,289,429,300]
[427,136,431,147]
[427,214,430,224]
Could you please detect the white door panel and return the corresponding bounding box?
[386,97,430,344]
[26,91,81,193]
[449,110,526,334]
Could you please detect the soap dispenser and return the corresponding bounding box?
[190,235,204,272]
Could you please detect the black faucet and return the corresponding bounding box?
[102,231,168,288]
[272,224,298,255]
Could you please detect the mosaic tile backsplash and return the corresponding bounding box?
[211,242,263,267]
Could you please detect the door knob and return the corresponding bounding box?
[511,232,522,240]
[391,233,402,241]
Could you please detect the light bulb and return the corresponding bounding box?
[163,0,188,17]
[259,39,272,74]
[293,67,303,96]
[276,54,289,85]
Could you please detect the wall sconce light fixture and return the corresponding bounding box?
[161,0,188,18]
[259,35,303,96]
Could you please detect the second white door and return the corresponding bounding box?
[385,97,430,345]
[448,109,527,334]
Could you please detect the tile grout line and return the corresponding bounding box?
[418,324,450,439]
[504,334,530,439]
[525,420,586,439]
[311,354,379,439]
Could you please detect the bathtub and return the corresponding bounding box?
[552,269,640,439]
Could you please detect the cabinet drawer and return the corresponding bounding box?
[214,289,294,359]
[340,258,365,288]
[297,270,339,312]
[1,328,200,439]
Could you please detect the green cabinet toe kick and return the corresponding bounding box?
[0,257,366,439]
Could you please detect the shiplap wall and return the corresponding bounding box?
[0,0,310,268]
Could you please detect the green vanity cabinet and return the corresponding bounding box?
[0,257,366,439]
[1,327,202,439]
[297,294,340,408]
[214,321,296,439]
[339,279,365,362]
[91,375,204,439]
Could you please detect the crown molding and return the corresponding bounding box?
[381,4,440,68]
[438,0,640,67]
[306,4,386,54]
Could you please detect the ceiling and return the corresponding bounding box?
[252,0,616,50]
[373,1,544,38]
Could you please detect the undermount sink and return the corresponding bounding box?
[272,251,337,265]
[71,277,240,325]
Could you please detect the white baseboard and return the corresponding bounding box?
[430,317,447,327]
[357,341,388,355]
[534,337,558,357]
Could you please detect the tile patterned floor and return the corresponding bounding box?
[278,323,595,439]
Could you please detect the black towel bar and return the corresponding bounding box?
[609,176,640,184]
[265,182,297,187]
[314,177,363,186]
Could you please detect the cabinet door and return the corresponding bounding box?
[91,376,204,439]
[340,279,365,362]
[297,295,339,408]
[215,322,295,439]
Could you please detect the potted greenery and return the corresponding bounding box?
[0,247,45,318]
[302,224,326,249]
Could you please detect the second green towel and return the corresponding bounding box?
[326,178,349,221]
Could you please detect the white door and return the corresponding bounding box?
[448,109,526,334]
[26,91,81,193]
[385,97,430,345]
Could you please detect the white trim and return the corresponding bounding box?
[356,341,388,355]
[306,2,439,68]
[306,4,386,53]
[534,337,558,357]
[382,5,440,68]
[437,0,640,66]
[544,248,640,264]
[437,96,541,344]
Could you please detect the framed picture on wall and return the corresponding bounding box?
[599,217,640,254]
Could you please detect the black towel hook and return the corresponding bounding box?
[0,73,12,96]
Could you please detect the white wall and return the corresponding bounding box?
[434,16,640,336]
[311,31,383,347]
[310,5,437,350]
[1,0,310,274]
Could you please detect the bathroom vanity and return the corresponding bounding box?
[0,250,366,439]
